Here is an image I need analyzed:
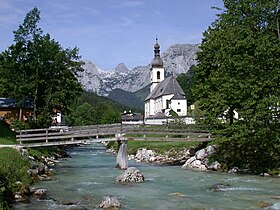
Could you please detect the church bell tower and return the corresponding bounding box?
[150,38,164,92]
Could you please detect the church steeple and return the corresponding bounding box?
[151,37,163,68]
[150,38,165,92]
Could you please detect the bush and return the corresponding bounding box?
[0,120,16,145]
[0,173,12,210]
[0,121,16,139]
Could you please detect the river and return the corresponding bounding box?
[13,143,280,210]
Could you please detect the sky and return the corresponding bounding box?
[0,0,224,70]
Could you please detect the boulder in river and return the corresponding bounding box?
[208,161,221,171]
[182,145,221,171]
[33,188,47,199]
[98,196,121,209]
[115,167,145,183]
[135,148,156,162]
[209,183,231,192]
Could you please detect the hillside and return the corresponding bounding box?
[74,91,129,111]
[108,89,143,109]
[133,84,150,102]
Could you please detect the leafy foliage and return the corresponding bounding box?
[0,120,16,141]
[194,0,280,173]
[176,65,197,106]
[0,7,83,127]
[66,91,124,125]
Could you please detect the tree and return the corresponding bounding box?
[176,65,197,106]
[71,103,96,125]
[101,106,121,124]
[194,0,280,173]
[0,7,83,126]
[66,92,122,126]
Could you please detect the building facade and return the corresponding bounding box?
[0,98,34,123]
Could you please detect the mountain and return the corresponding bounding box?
[113,63,130,72]
[108,88,143,109]
[133,84,150,102]
[78,43,199,96]
[77,60,105,94]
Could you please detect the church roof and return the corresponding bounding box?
[145,76,186,101]
[171,92,186,100]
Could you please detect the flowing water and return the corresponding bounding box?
[14,143,280,210]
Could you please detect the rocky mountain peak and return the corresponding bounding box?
[81,60,104,75]
[113,63,129,72]
[78,43,199,96]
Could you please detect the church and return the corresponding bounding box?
[144,39,188,124]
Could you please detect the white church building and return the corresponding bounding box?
[144,39,189,124]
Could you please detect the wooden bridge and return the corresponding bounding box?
[15,123,211,169]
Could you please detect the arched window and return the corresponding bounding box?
[157,71,160,80]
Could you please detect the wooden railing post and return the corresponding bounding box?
[19,130,22,144]
[46,129,48,143]
[96,124,99,139]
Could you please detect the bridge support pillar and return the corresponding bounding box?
[116,140,128,170]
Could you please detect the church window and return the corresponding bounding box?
[178,102,180,105]
[177,109,181,112]
[157,71,160,80]
[166,100,170,109]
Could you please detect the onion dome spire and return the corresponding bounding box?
[151,37,163,67]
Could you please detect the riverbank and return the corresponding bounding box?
[0,144,69,209]
[106,141,280,176]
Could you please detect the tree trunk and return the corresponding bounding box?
[19,107,23,121]
[228,107,235,125]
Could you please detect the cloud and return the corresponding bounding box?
[82,7,100,16]
[119,17,135,27]
[111,0,146,9]
[0,0,26,26]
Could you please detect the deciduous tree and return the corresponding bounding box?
[0,7,83,126]
[194,0,280,173]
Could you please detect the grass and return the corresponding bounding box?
[0,147,32,209]
[27,146,62,159]
[0,148,31,189]
[108,140,202,155]
[128,140,201,154]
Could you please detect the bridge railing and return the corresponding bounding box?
[15,123,211,146]
[15,123,132,145]
[124,125,211,142]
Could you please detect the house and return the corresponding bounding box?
[0,98,34,123]
[121,111,144,125]
[144,39,188,124]
[51,108,65,126]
